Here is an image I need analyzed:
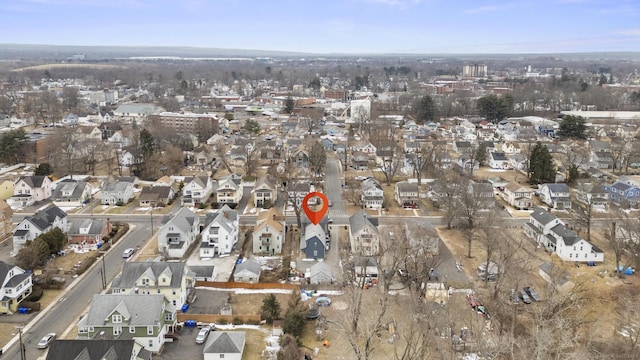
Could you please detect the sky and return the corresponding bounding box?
[1,0,640,54]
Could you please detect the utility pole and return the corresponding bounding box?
[100,253,107,290]
[150,207,154,236]
[17,326,25,360]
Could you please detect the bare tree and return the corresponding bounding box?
[409,141,441,186]
[437,170,465,230]
[371,124,402,186]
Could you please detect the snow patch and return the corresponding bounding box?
[196,287,293,295]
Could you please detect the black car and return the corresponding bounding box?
[524,287,541,302]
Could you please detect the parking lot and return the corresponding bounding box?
[155,326,203,360]
[186,289,229,315]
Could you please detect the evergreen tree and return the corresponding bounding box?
[284,96,294,114]
[34,163,53,176]
[558,115,587,139]
[567,164,580,185]
[476,94,513,123]
[243,119,261,135]
[475,143,487,166]
[415,95,436,124]
[260,294,281,325]
[528,142,556,184]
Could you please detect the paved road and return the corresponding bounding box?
[1,221,152,359]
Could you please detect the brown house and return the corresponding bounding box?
[68,219,112,250]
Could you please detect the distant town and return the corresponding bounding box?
[0,48,639,360]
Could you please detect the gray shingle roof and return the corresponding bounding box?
[162,207,197,233]
[45,339,149,360]
[530,207,557,226]
[111,261,188,289]
[68,219,107,236]
[203,205,238,233]
[396,181,418,193]
[18,175,48,188]
[203,331,245,354]
[83,294,172,327]
[21,204,67,231]
[52,180,88,201]
[234,259,260,276]
[543,183,570,194]
[349,210,378,235]
[491,152,508,161]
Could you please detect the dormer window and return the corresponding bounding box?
[112,314,122,323]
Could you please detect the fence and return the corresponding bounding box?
[194,281,300,290]
[176,314,261,324]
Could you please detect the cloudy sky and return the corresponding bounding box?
[2,0,639,54]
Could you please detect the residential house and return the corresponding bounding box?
[435,152,452,169]
[100,177,134,205]
[592,151,615,169]
[457,155,479,174]
[119,150,140,168]
[45,339,152,360]
[501,182,534,209]
[348,210,380,256]
[192,144,215,167]
[287,182,311,207]
[110,261,193,308]
[228,148,246,167]
[603,179,640,208]
[61,113,79,126]
[68,218,112,250]
[502,141,521,154]
[361,178,384,209]
[356,142,377,155]
[488,152,510,170]
[308,261,333,285]
[253,174,277,208]
[0,179,14,200]
[7,175,53,209]
[77,125,103,141]
[182,173,213,207]
[524,207,604,262]
[300,223,328,260]
[157,207,200,259]
[509,153,528,172]
[76,294,176,354]
[190,265,217,282]
[138,186,175,207]
[321,138,335,151]
[203,331,246,360]
[52,180,92,208]
[575,182,609,208]
[214,174,243,205]
[395,181,419,208]
[0,200,13,239]
[353,257,378,284]
[13,204,67,251]
[200,205,238,258]
[0,261,33,314]
[234,259,261,283]
[469,182,495,209]
[452,141,472,154]
[539,183,572,210]
[291,148,310,168]
[351,151,370,171]
[252,208,286,255]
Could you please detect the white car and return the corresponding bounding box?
[123,248,135,258]
[195,327,210,344]
[37,333,56,349]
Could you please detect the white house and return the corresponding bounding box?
[234,260,261,283]
[252,208,286,255]
[361,178,384,209]
[214,174,243,204]
[538,183,572,210]
[348,210,380,256]
[157,207,200,259]
[501,182,534,210]
[0,261,33,314]
[51,180,92,208]
[100,177,135,205]
[200,205,238,258]
[12,204,68,251]
[395,181,419,208]
[253,174,277,208]
[182,173,213,207]
[488,152,510,170]
[524,207,604,263]
[8,175,53,209]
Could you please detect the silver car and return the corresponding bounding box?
[195,327,210,344]
[37,333,56,349]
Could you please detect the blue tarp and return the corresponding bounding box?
[618,266,635,275]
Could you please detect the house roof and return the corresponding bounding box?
[45,339,148,360]
[162,207,197,234]
[505,182,531,193]
[68,219,107,236]
[254,174,276,191]
[310,261,333,279]
[82,294,172,326]
[184,173,210,189]
[542,183,570,194]
[0,261,27,287]
[101,178,132,193]
[530,207,557,226]
[17,175,48,188]
[234,260,260,276]
[138,186,172,201]
[550,223,581,246]
[354,256,378,267]
[203,331,246,354]
[52,180,88,200]
[203,205,238,232]
[189,265,215,279]
[490,152,508,161]
[301,224,326,250]
[21,204,67,231]
[111,261,187,289]
[349,210,378,235]
[396,181,418,193]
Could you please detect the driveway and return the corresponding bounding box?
[155,326,204,360]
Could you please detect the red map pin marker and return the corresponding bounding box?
[302,191,329,225]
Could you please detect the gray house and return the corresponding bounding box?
[308,262,333,285]
[100,177,134,205]
[300,223,329,260]
[203,331,246,360]
[234,259,261,283]
[157,207,200,259]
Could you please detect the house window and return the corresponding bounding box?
[113,314,122,323]
[147,326,154,335]
[220,355,225,359]
[130,326,135,333]
[114,326,122,336]
[149,340,153,348]
[569,254,572,258]
[165,313,173,321]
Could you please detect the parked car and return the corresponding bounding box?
[524,287,541,302]
[195,327,210,344]
[519,290,531,304]
[37,333,56,349]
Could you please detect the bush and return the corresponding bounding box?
[198,202,208,209]
[218,318,228,325]
[232,317,243,325]
[26,286,43,301]
[116,201,124,206]
[75,255,97,275]
[210,202,219,209]
[21,301,41,312]
[246,319,261,325]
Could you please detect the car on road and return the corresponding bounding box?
[328,200,333,207]
[327,218,333,224]
[524,287,541,302]
[519,290,531,304]
[123,248,135,258]
[195,327,210,344]
[37,333,56,349]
